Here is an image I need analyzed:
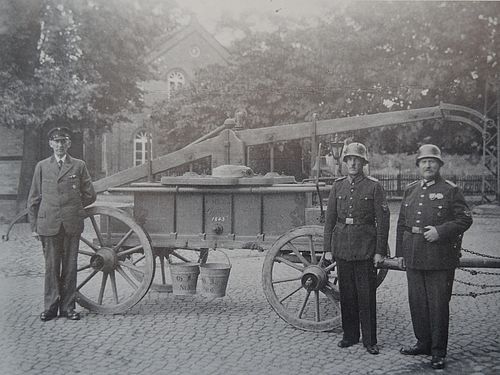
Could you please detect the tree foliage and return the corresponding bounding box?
[0,0,179,131]
[152,1,499,156]
[0,0,180,210]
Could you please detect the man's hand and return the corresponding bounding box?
[31,232,40,241]
[373,253,384,267]
[423,226,439,242]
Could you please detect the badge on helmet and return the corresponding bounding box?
[416,144,443,166]
[343,142,368,163]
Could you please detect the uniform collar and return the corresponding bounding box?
[421,179,435,188]
[420,175,443,188]
[347,173,364,184]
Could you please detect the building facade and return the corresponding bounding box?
[98,17,230,178]
[0,18,229,222]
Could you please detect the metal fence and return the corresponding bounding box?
[371,174,497,197]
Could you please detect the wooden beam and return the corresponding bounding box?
[236,106,443,146]
[94,103,490,193]
[94,130,244,193]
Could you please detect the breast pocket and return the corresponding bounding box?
[41,178,55,194]
[403,202,410,219]
[431,202,449,223]
[360,196,374,213]
[336,195,347,215]
[63,175,81,195]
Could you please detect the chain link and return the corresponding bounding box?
[452,290,500,298]
[452,247,500,297]
[461,247,500,260]
[454,279,500,288]
[459,268,500,276]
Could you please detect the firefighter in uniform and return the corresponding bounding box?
[396,144,472,370]
[28,127,96,321]
[324,142,390,355]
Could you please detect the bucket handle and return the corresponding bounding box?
[209,248,232,269]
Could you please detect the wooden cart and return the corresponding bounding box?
[76,169,388,332]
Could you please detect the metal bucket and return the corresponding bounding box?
[199,251,231,298]
[169,262,200,295]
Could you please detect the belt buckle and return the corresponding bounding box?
[345,218,354,225]
[412,226,422,234]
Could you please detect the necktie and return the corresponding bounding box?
[58,160,63,170]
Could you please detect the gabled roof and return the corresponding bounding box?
[145,16,231,65]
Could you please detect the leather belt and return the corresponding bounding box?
[337,218,374,225]
[407,226,426,234]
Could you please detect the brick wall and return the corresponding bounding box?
[0,127,24,223]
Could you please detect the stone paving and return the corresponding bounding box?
[1,203,500,375]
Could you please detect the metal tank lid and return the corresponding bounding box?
[160,165,295,186]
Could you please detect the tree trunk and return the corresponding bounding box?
[16,126,42,216]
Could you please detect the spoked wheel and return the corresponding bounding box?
[149,248,209,292]
[76,206,155,314]
[262,225,341,332]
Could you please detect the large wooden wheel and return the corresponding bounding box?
[262,225,341,332]
[262,225,390,332]
[76,206,155,314]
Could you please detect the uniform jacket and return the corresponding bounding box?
[395,176,472,270]
[28,154,96,236]
[323,174,390,261]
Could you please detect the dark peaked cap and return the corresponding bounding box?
[48,127,72,141]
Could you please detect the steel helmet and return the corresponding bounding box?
[416,144,444,166]
[342,142,368,163]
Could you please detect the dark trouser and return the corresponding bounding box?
[406,268,455,358]
[40,225,80,314]
[337,259,377,346]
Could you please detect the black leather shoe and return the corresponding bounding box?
[400,344,431,355]
[337,339,358,348]
[431,356,445,370]
[61,310,81,320]
[365,344,379,355]
[40,311,57,322]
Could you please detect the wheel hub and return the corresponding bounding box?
[90,247,118,273]
[301,265,328,291]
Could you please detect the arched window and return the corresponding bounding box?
[167,70,185,97]
[134,130,152,166]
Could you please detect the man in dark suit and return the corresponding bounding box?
[28,127,96,321]
[396,144,472,370]
[324,142,390,355]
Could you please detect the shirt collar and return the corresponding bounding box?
[55,154,67,164]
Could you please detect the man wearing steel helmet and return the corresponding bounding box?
[27,127,96,321]
[396,144,472,370]
[324,142,390,355]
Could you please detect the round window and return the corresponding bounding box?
[189,46,200,58]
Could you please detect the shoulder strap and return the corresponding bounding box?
[445,179,457,187]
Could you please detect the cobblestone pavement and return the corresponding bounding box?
[1,203,499,375]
